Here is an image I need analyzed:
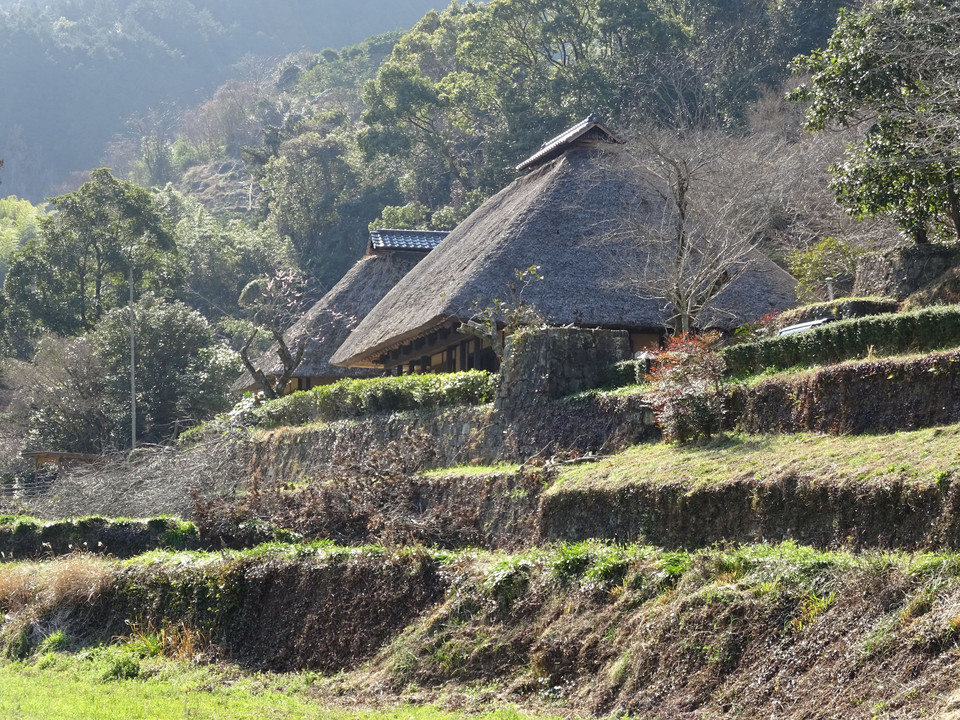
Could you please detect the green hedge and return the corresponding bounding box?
[722,304,960,377]
[248,370,499,429]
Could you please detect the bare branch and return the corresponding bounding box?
[599,126,782,333]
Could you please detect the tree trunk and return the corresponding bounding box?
[947,175,960,240]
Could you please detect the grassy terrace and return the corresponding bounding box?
[552,423,960,492]
[0,654,542,720]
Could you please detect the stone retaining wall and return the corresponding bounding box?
[855,244,960,298]
[728,348,960,435]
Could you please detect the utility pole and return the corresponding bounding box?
[129,264,137,450]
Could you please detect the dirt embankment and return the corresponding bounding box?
[12,464,960,558]
[3,548,444,673]
[4,544,960,719]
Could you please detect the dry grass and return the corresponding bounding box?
[38,554,112,607]
[8,434,250,519]
[0,563,40,613]
[122,619,212,661]
[0,554,111,615]
[553,423,960,492]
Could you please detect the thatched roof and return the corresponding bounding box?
[232,247,434,391]
[331,143,797,369]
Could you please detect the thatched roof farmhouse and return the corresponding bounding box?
[330,116,797,374]
[233,229,447,393]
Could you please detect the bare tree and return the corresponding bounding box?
[602,127,783,333]
[237,270,310,399]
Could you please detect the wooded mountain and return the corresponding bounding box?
[0,0,442,201]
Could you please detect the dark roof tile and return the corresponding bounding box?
[369,228,449,252]
[516,113,623,172]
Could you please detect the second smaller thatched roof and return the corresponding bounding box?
[232,236,442,392]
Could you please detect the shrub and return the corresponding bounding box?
[644,333,726,444]
[601,359,648,388]
[722,304,960,377]
[788,236,866,302]
[732,310,783,344]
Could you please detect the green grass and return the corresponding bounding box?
[552,423,960,492]
[0,652,544,720]
[418,464,520,478]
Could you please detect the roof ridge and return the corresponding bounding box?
[368,228,450,253]
[516,114,622,172]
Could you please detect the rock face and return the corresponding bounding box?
[495,327,632,408]
[855,243,960,298]
[179,160,258,216]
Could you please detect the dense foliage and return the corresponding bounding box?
[3,170,176,351]
[0,195,44,286]
[10,296,238,453]
[82,0,854,291]
[792,0,960,243]
[0,0,440,202]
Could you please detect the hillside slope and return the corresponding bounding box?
[2,543,959,718]
[0,0,441,201]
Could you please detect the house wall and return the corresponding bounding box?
[381,325,498,374]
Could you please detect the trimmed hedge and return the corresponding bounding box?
[722,304,960,377]
[248,370,498,429]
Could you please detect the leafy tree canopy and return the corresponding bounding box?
[13,296,238,453]
[94,295,239,446]
[791,0,960,243]
[0,195,46,285]
[2,169,176,351]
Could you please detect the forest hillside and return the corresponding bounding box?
[0,0,441,201]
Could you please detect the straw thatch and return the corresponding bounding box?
[232,248,432,392]
[331,142,797,369]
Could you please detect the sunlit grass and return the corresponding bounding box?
[418,464,520,478]
[552,423,960,491]
[0,652,545,720]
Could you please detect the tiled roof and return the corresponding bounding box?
[516,113,623,172]
[368,229,449,252]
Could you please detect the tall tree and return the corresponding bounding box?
[236,269,311,399]
[603,128,781,333]
[94,296,239,445]
[3,169,177,350]
[792,0,960,243]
